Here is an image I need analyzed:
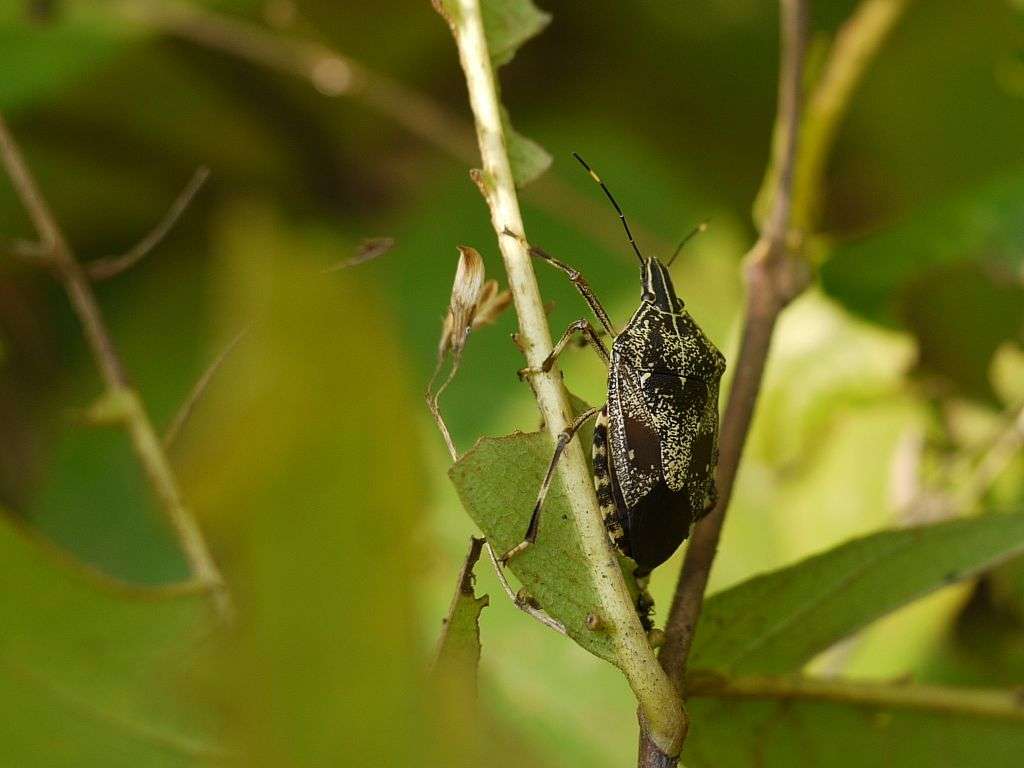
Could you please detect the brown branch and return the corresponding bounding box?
[635,7,810,765]
[0,113,231,621]
[112,0,473,158]
[87,166,209,280]
[639,2,914,760]
[657,0,809,697]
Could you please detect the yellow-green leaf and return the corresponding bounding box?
[481,0,552,67]
[450,429,641,664]
[433,536,490,689]
[0,515,220,767]
[503,107,553,188]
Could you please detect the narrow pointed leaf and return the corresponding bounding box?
[433,537,490,689]
[691,512,1024,676]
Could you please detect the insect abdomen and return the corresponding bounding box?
[594,406,655,631]
[591,407,626,547]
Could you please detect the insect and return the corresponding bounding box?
[500,154,726,628]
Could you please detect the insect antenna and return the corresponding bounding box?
[667,219,709,267]
[572,152,645,265]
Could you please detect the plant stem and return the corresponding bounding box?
[791,0,912,231]
[660,0,914,695]
[435,0,686,757]
[0,113,231,621]
[643,2,913,760]
[687,673,1024,721]
[658,0,810,703]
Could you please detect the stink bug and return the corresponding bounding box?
[500,154,726,627]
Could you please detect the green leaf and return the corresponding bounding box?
[435,0,552,187]
[450,429,639,664]
[0,514,220,767]
[900,261,1024,403]
[690,512,1024,676]
[481,0,552,67]
[433,536,490,689]
[684,675,1024,767]
[176,202,437,765]
[821,171,1024,329]
[486,1,553,188]
[503,107,553,187]
[174,203,554,766]
[0,6,134,110]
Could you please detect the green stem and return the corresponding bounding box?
[688,673,1024,721]
[756,0,913,233]
[434,0,686,756]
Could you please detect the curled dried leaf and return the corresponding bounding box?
[472,279,513,330]
[440,245,486,356]
[428,246,513,462]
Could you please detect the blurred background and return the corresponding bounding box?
[1,1,1023,765]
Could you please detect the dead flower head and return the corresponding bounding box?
[428,245,513,461]
[438,245,511,357]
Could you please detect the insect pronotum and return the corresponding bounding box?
[501,154,726,629]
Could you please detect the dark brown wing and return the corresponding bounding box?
[607,365,713,571]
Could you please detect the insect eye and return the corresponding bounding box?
[642,291,656,303]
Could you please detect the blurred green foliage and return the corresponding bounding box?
[1,0,1023,765]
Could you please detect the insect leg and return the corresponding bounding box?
[499,406,601,563]
[501,228,616,337]
[518,318,609,379]
[634,568,655,633]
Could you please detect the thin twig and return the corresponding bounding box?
[163,324,251,450]
[435,0,686,758]
[640,0,811,735]
[111,0,470,154]
[0,113,231,621]
[87,167,210,280]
